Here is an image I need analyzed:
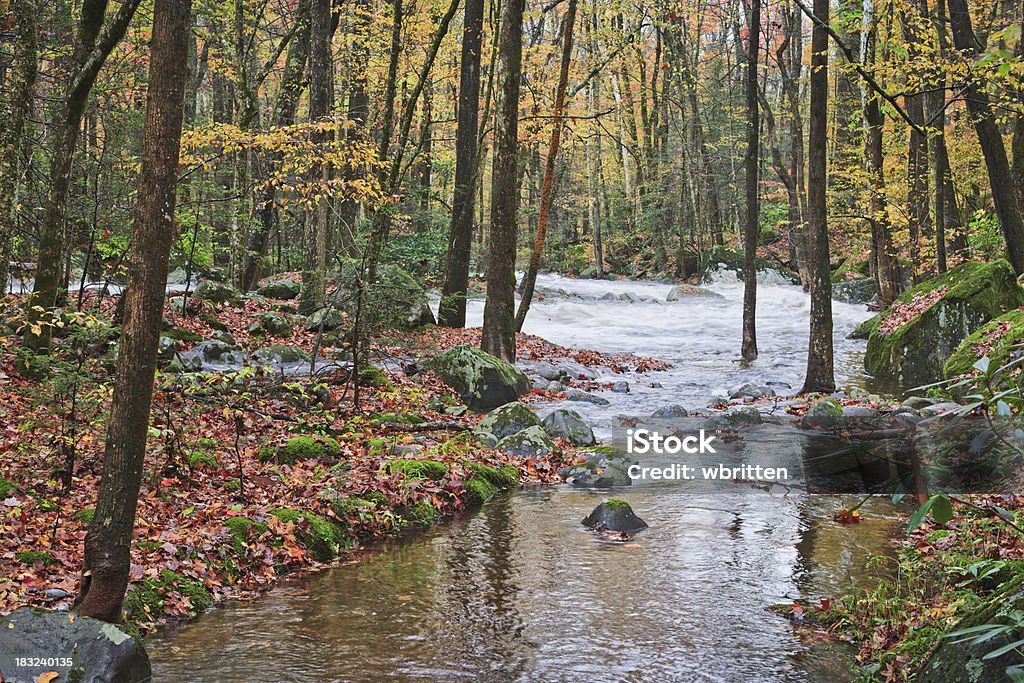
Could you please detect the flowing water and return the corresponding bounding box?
[149,271,904,682]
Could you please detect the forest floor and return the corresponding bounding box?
[0,285,663,634]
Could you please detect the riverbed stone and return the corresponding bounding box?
[565,388,610,405]
[305,306,346,332]
[703,406,763,429]
[430,345,530,412]
[729,383,766,400]
[666,284,725,301]
[478,401,541,440]
[256,278,300,299]
[582,498,648,532]
[801,397,847,429]
[252,344,312,366]
[545,380,566,393]
[534,361,568,381]
[863,260,1024,385]
[651,404,689,419]
[0,607,152,683]
[541,408,596,445]
[495,425,555,457]
[559,448,637,487]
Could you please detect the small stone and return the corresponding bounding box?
[801,397,847,429]
[611,381,630,393]
[545,380,566,393]
[650,404,689,419]
[565,389,611,405]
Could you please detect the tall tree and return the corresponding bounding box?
[298,0,332,315]
[75,0,192,622]
[438,0,485,328]
[741,0,760,361]
[481,0,526,361]
[515,0,578,331]
[947,0,1024,274]
[800,0,835,394]
[23,0,143,352]
[0,0,38,293]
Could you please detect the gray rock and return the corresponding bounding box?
[559,459,633,487]
[559,362,599,380]
[801,397,847,429]
[903,396,936,410]
[256,278,300,299]
[306,306,346,332]
[194,279,239,303]
[478,401,541,440]
[472,429,498,447]
[666,285,725,301]
[582,498,648,532]
[545,380,565,393]
[832,277,877,304]
[328,258,435,329]
[611,381,630,393]
[565,388,611,405]
[703,406,763,429]
[651,404,689,419]
[541,408,596,445]
[841,405,879,418]
[0,607,151,683]
[729,383,766,400]
[535,361,567,381]
[495,425,555,457]
[194,339,244,364]
[920,401,962,416]
[253,311,293,337]
[252,344,312,365]
[430,345,530,412]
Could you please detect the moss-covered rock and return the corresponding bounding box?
[306,306,347,332]
[864,260,1024,385]
[251,311,293,338]
[463,476,499,505]
[397,499,440,527]
[270,508,346,561]
[468,462,521,489]
[945,307,1024,382]
[849,315,880,340]
[541,408,595,445]
[801,397,847,429]
[124,570,213,622]
[384,458,449,480]
[327,258,435,330]
[256,278,300,299]
[430,345,530,412]
[495,425,555,457]
[252,344,312,365]
[831,255,871,283]
[194,279,240,303]
[582,498,648,532]
[698,245,798,283]
[259,435,341,464]
[223,516,270,554]
[478,401,541,440]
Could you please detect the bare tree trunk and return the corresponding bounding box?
[438,0,485,327]
[0,0,38,293]
[76,0,191,622]
[515,0,578,331]
[741,0,760,361]
[801,0,835,394]
[336,0,371,255]
[24,0,143,352]
[948,0,1024,274]
[481,0,525,361]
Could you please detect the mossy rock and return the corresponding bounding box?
[306,306,347,332]
[864,260,1024,386]
[478,401,541,440]
[14,550,56,566]
[252,344,312,365]
[698,245,798,283]
[223,516,270,554]
[161,326,203,343]
[468,462,520,489]
[384,458,449,480]
[359,364,390,387]
[582,498,648,532]
[495,425,555,457]
[328,258,435,330]
[251,311,293,338]
[256,278,300,299]
[429,345,530,412]
[945,307,1024,382]
[194,280,240,304]
[463,476,499,505]
[801,397,847,429]
[849,315,880,340]
[369,411,424,425]
[270,508,346,561]
[259,436,341,464]
[831,255,871,283]
[397,499,440,528]
[541,408,596,445]
[124,570,213,622]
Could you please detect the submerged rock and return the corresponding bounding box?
[541,408,596,445]
[559,448,637,487]
[665,284,725,301]
[863,260,1024,385]
[478,401,541,440]
[430,345,530,412]
[0,607,152,683]
[703,406,763,429]
[582,498,648,532]
[495,425,555,457]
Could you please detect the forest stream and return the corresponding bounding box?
[146,271,903,682]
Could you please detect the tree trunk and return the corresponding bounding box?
[481,0,525,362]
[24,0,143,352]
[801,0,835,394]
[438,0,485,328]
[948,0,1024,274]
[336,0,371,254]
[0,0,38,293]
[298,0,332,315]
[76,0,191,622]
[741,0,760,361]
[515,0,578,331]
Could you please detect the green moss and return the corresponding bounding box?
[945,307,1024,380]
[259,435,342,464]
[385,458,449,480]
[187,449,218,469]
[463,476,498,505]
[369,411,424,425]
[161,326,203,343]
[224,516,269,553]
[363,490,389,507]
[14,550,56,566]
[73,508,95,524]
[398,499,440,527]
[124,570,212,622]
[0,478,18,497]
[359,364,390,387]
[604,498,630,512]
[468,462,520,489]
[850,315,880,340]
[270,508,347,561]
[137,540,162,552]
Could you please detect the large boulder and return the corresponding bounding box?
[0,607,152,683]
[666,284,725,301]
[251,311,293,338]
[698,246,798,284]
[945,307,1024,384]
[430,345,530,412]
[541,408,596,445]
[306,306,347,332]
[833,277,877,305]
[864,260,1024,386]
[256,278,300,299]
[495,425,555,457]
[582,498,648,532]
[328,259,435,330]
[478,401,541,440]
[194,279,240,303]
